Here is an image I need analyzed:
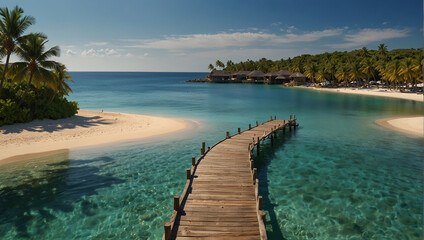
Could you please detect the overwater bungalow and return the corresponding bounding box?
[275,70,292,84]
[264,72,279,84]
[207,70,231,82]
[246,70,265,83]
[231,71,250,81]
[290,72,306,85]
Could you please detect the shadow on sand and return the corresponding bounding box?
[0,154,124,238]
[1,115,113,134]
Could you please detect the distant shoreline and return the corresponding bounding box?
[296,86,424,102]
[0,110,188,165]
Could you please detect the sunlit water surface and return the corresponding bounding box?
[0,72,422,239]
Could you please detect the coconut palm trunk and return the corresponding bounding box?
[18,73,33,106]
[0,54,10,98]
[49,92,56,104]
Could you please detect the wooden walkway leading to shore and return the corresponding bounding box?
[162,115,298,240]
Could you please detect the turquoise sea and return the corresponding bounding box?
[0,72,423,239]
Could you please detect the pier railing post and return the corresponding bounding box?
[249,124,252,130]
[258,196,263,210]
[256,137,260,156]
[256,121,258,126]
[174,196,180,211]
[201,142,205,155]
[226,131,230,138]
[186,169,191,180]
[253,168,257,185]
[191,156,195,166]
[164,222,171,240]
[238,128,240,134]
[270,115,273,120]
[260,211,266,224]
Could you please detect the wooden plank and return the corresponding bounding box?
[176,235,259,240]
[161,119,291,240]
[179,215,258,222]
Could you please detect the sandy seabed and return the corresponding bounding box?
[299,86,423,136]
[0,110,187,164]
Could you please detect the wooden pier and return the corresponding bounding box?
[163,115,298,240]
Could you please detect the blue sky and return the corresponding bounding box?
[3,0,423,71]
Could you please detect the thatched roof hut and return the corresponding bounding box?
[277,70,291,76]
[290,72,306,85]
[210,70,230,77]
[264,71,279,77]
[231,71,250,80]
[248,70,265,78]
[247,70,265,83]
[290,72,306,78]
[264,72,279,84]
[208,70,231,82]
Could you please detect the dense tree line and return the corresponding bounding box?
[209,45,423,90]
[0,6,77,126]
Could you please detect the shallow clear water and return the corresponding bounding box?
[0,72,422,239]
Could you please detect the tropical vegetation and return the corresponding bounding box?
[208,44,423,90]
[0,6,77,126]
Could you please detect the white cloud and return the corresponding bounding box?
[125,53,133,57]
[81,48,118,57]
[125,29,343,50]
[85,41,109,46]
[382,22,388,25]
[65,49,76,56]
[286,25,296,33]
[271,22,283,26]
[143,53,149,56]
[331,28,410,48]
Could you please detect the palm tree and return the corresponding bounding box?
[304,62,318,84]
[215,60,225,70]
[316,66,328,84]
[326,60,337,86]
[8,33,60,106]
[378,43,388,60]
[383,60,402,90]
[348,61,364,88]
[399,58,417,91]
[361,47,370,58]
[48,64,73,103]
[208,64,214,71]
[0,6,35,98]
[361,58,376,87]
[376,61,391,89]
[335,64,350,87]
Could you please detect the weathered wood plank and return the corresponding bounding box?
[162,119,293,240]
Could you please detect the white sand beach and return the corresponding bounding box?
[376,116,424,137]
[302,87,424,102]
[0,110,187,163]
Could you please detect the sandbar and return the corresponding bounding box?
[376,116,423,137]
[0,110,187,163]
[299,86,424,102]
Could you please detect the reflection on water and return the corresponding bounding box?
[0,73,422,239]
[0,152,124,238]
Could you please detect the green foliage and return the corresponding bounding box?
[0,99,30,125]
[214,45,422,88]
[0,81,78,126]
[0,5,77,126]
